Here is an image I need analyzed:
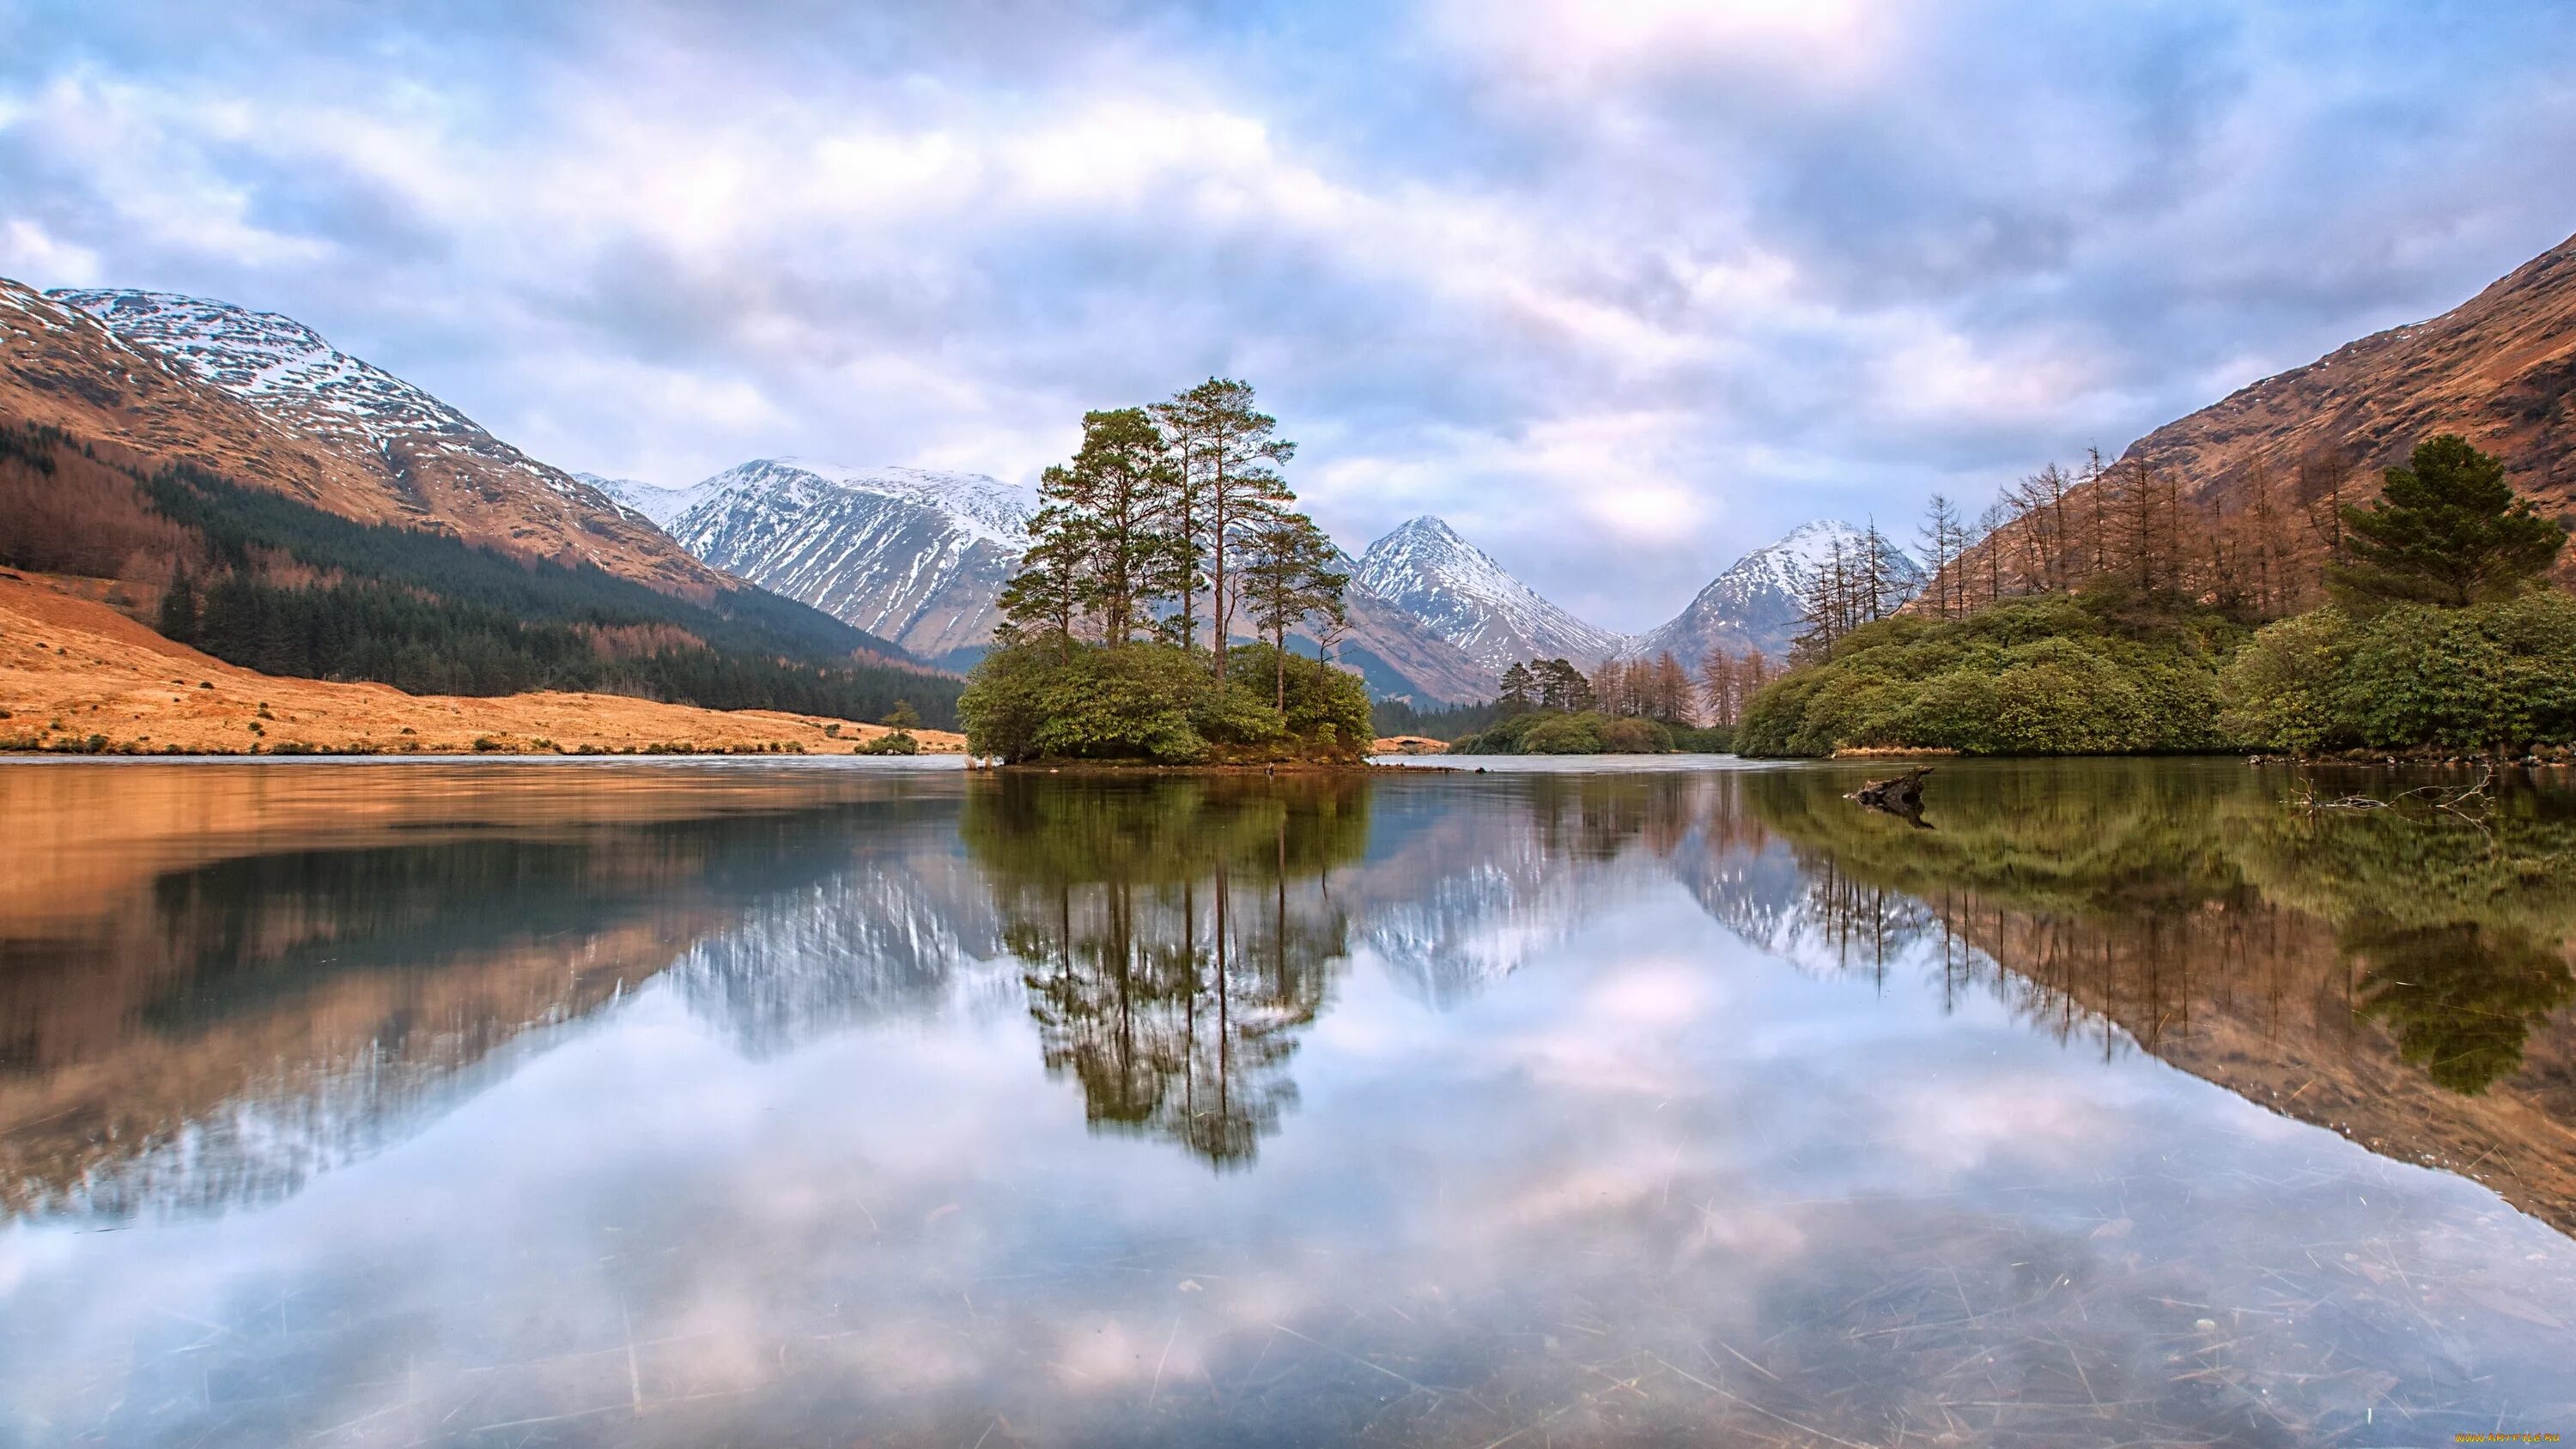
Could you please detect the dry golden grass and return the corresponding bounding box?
[0,570,965,758]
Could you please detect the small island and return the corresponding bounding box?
[957,380,1370,766]
[1447,656,1735,755]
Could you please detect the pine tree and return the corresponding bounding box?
[1238,512,1346,709]
[1498,661,1536,713]
[1042,408,1189,645]
[2330,433,2567,608]
[159,566,198,642]
[1158,379,1296,680]
[995,505,1091,661]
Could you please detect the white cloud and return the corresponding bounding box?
[4,2,2573,624]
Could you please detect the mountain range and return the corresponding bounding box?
[6,279,1902,705]
[3,279,945,726]
[22,224,2572,712]
[590,461,1864,699]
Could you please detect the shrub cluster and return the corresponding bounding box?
[1450,709,1674,755]
[957,641,1370,764]
[2219,593,2576,752]
[1735,595,2243,757]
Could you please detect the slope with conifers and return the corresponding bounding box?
[957,381,1372,765]
[0,278,959,734]
[1739,432,2573,756]
[1736,228,2576,760]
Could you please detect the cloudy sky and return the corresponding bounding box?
[5,2,2574,627]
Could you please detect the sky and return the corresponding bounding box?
[4,2,2575,630]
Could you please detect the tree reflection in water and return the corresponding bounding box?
[961,774,1368,1167]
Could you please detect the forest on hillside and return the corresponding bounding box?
[1735,433,2573,757]
[0,421,959,726]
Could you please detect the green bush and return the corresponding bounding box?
[1667,724,1735,753]
[853,730,920,755]
[1449,709,1676,755]
[1737,594,2240,757]
[957,640,1368,764]
[2220,592,2576,752]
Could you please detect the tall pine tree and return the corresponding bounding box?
[2330,433,2567,608]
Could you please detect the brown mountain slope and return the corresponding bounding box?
[0,278,717,595]
[0,570,960,755]
[2123,227,2576,518]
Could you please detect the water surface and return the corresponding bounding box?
[2,756,2573,1446]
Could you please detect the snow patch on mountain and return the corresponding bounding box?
[580,473,723,529]
[52,288,592,502]
[1630,520,1922,664]
[661,458,1036,660]
[1352,516,1626,672]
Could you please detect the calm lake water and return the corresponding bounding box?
[2,756,2573,1446]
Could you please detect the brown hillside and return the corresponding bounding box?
[0,278,720,595]
[2123,230,2576,518]
[0,570,963,757]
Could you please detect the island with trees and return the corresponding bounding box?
[957,379,1370,765]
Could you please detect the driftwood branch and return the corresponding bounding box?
[1849,767,1933,828]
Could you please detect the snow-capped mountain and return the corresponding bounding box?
[660,459,1036,663]
[1631,520,1923,664]
[578,472,737,530]
[48,288,711,592]
[1352,516,1625,675]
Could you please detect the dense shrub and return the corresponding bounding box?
[1667,724,1735,753]
[1735,595,2242,757]
[2219,593,2576,752]
[957,640,1369,764]
[1449,710,1676,755]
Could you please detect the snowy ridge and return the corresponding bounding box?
[1629,520,1922,664]
[1352,516,1626,672]
[580,472,725,529]
[51,289,592,503]
[660,458,1036,661]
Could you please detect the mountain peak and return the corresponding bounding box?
[1353,517,1622,670]
[45,283,716,592]
[1628,519,1921,664]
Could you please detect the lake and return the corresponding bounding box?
[2,756,2572,1446]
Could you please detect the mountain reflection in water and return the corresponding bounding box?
[0,757,2571,1446]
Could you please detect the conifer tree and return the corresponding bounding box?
[994,505,1091,661]
[1238,512,1347,709]
[1040,408,1189,645]
[1158,379,1296,680]
[159,566,198,643]
[2330,433,2567,608]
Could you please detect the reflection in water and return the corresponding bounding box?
[1739,761,2576,1228]
[0,759,2572,1446]
[964,776,1366,1166]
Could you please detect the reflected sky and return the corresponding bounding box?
[2,758,2573,1446]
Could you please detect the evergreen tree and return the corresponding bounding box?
[995,505,1092,661]
[1237,512,1347,709]
[2330,433,2567,608]
[1498,661,1536,714]
[158,566,198,642]
[1040,407,1191,645]
[1534,658,1591,711]
[1158,378,1296,680]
